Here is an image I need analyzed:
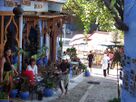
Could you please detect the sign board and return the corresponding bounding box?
[4,0,16,7]
[21,0,31,6]
[22,1,48,12]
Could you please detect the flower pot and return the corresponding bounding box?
[37,90,43,101]
[10,89,18,98]
[20,91,29,100]
[0,100,9,102]
[0,86,3,91]
[85,71,91,77]
[43,88,53,97]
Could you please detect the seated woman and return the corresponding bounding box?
[22,59,34,82]
[27,58,38,76]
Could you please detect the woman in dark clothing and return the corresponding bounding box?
[0,48,18,93]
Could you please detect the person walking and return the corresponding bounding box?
[59,58,70,96]
[87,51,94,70]
[101,52,110,77]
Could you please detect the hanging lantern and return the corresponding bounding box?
[13,5,24,17]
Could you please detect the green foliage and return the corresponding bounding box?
[13,47,29,56]
[20,77,29,92]
[66,47,77,59]
[80,63,87,71]
[44,79,55,88]
[64,0,115,33]
[0,91,8,99]
[31,46,48,60]
[110,0,116,8]
[109,98,120,102]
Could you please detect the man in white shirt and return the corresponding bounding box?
[101,53,110,77]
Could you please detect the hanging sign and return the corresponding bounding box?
[34,3,43,9]
[4,0,16,7]
[21,0,31,6]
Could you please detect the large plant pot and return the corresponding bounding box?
[37,90,43,101]
[0,100,9,102]
[20,91,29,100]
[85,71,91,77]
[10,89,18,98]
[43,88,53,97]
[0,86,3,91]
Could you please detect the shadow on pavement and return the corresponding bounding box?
[87,81,100,85]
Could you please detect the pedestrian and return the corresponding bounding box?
[107,49,114,74]
[59,58,70,96]
[87,51,94,70]
[101,52,110,77]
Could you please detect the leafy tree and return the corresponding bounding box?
[63,0,115,33]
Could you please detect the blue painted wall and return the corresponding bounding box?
[48,2,62,12]
[121,0,136,102]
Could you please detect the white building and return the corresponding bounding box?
[69,31,113,53]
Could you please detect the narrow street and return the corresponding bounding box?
[12,68,118,102]
[48,68,118,102]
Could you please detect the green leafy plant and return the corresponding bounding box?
[32,46,48,60]
[80,63,87,72]
[13,47,29,56]
[44,79,55,89]
[20,77,29,92]
[64,0,115,33]
[0,91,8,100]
[66,47,77,60]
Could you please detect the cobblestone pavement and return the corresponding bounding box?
[49,74,117,102]
[12,68,118,102]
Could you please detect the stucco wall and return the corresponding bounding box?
[121,0,136,102]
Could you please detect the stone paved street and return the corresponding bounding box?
[49,68,118,102]
[12,68,118,102]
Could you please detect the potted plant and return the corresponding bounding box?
[19,77,30,100]
[31,46,48,67]
[9,77,20,98]
[0,91,9,102]
[84,69,91,77]
[0,82,9,102]
[43,78,55,97]
[82,64,90,77]
[9,84,18,98]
